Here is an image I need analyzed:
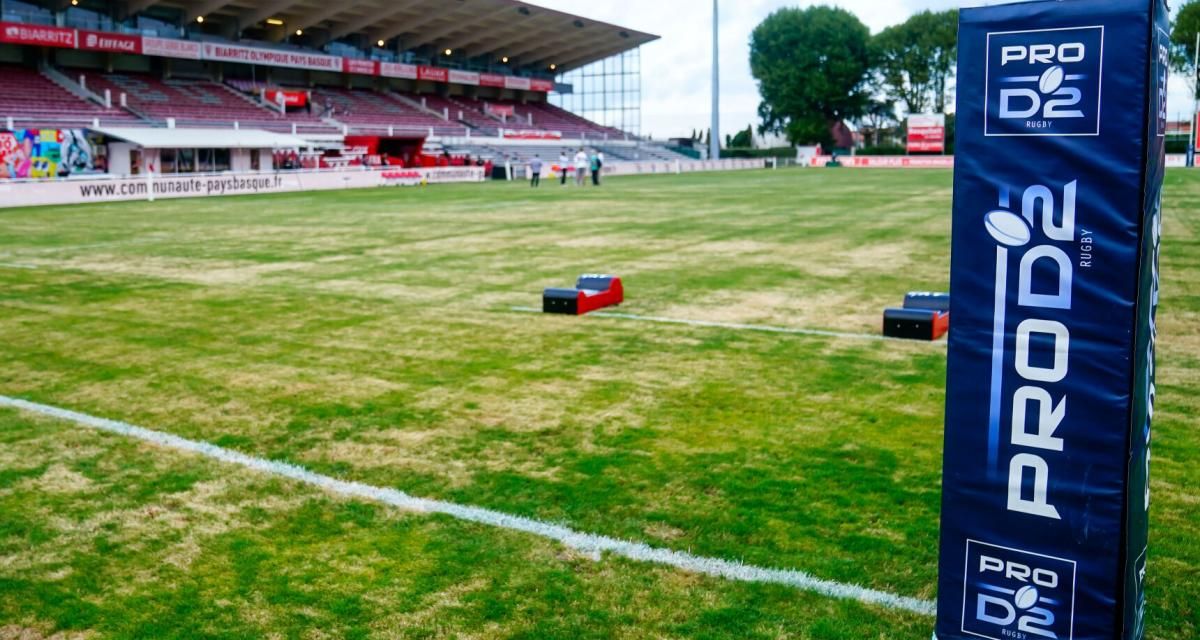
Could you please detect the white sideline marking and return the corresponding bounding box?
[1,394,935,617]
[510,306,947,346]
[0,262,37,270]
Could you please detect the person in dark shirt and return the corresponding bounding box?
[590,150,602,186]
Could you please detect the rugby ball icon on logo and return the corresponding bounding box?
[1039,66,1065,94]
[984,209,1032,247]
[1014,585,1040,610]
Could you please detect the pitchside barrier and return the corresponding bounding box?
[600,158,766,177]
[808,155,1191,169]
[935,1,1165,639]
[0,166,485,208]
[519,158,764,180]
[809,155,956,168]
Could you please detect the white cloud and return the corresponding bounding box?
[526,1,1196,142]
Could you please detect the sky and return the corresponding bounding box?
[525,0,1195,142]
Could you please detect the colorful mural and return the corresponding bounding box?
[0,128,105,179]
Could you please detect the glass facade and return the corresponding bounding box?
[551,47,641,137]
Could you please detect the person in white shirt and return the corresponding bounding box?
[574,148,588,187]
[529,155,543,188]
[558,150,570,186]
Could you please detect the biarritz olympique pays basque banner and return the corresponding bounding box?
[936,1,1166,639]
[0,22,553,92]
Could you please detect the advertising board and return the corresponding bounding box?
[907,113,946,153]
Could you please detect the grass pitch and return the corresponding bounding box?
[0,169,1196,639]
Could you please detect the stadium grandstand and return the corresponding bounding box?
[0,0,691,178]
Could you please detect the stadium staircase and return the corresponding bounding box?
[0,65,142,129]
[309,87,465,136]
[43,66,106,108]
[445,141,695,167]
[221,79,339,134]
[522,101,627,139]
[594,146,634,161]
[414,95,497,135]
[596,144,692,162]
[224,83,278,112]
[78,72,336,134]
[430,97,628,140]
[388,92,451,122]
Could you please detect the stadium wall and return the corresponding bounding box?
[0,158,767,208]
[0,166,484,208]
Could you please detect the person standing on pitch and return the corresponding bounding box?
[590,150,602,186]
[559,149,570,187]
[529,154,543,188]
[574,148,588,187]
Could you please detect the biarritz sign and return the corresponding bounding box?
[0,22,76,47]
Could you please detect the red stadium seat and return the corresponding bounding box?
[0,65,141,129]
[310,87,466,136]
[79,72,336,133]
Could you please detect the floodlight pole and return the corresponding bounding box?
[710,0,721,161]
[1192,32,1199,167]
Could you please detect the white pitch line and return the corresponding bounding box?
[0,394,935,617]
[0,262,37,270]
[510,306,947,346]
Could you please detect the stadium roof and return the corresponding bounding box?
[135,0,658,73]
[93,127,312,148]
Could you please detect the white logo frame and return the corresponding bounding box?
[984,25,1105,138]
[961,539,1079,640]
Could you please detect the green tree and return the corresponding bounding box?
[750,6,871,146]
[944,112,956,155]
[871,22,932,114]
[923,9,958,113]
[730,125,754,149]
[870,9,958,115]
[1172,0,1200,99]
[857,97,897,146]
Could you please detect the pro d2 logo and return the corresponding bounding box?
[963,540,1077,640]
[985,26,1104,136]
